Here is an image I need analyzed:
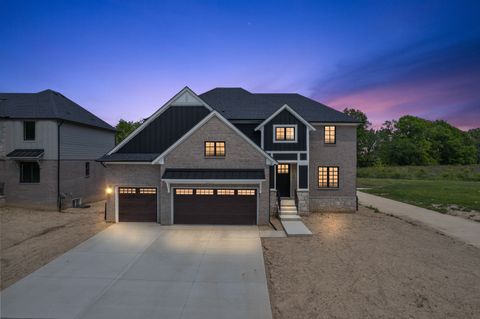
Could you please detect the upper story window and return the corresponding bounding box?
[85,162,90,178]
[20,162,40,183]
[324,126,336,144]
[205,141,225,157]
[24,121,36,141]
[318,166,339,188]
[274,125,296,142]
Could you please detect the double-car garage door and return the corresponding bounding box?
[173,188,257,225]
[118,187,257,225]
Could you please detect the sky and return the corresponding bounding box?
[1,0,479,130]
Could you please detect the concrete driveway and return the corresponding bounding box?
[1,223,272,319]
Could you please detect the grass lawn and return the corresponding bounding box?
[358,178,480,213]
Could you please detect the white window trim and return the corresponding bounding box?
[273,124,298,143]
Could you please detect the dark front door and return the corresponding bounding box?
[276,164,290,197]
[174,188,257,225]
[118,187,157,222]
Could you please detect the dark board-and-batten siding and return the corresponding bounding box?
[118,106,210,154]
[263,109,307,151]
[299,165,308,189]
[234,123,261,146]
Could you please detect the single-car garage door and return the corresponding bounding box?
[173,188,257,225]
[118,187,157,222]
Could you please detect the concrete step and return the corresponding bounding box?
[280,209,298,214]
[281,199,295,205]
[280,210,298,215]
[279,214,301,221]
[281,204,296,208]
[281,220,313,236]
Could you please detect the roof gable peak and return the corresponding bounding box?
[254,104,316,131]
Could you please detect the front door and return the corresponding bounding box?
[276,164,290,197]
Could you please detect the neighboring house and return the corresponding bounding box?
[99,87,358,225]
[0,89,116,210]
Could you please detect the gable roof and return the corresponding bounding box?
[106,86,211,155]
[0,89,115,131]
[200,88,359,123]
[152,111,276,165]
[254,104,316,131]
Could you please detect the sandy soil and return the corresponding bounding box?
[0,201,110,289]
[262,206,480,319]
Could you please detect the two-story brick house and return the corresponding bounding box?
[99,87,358,224]
[0,89,116,209]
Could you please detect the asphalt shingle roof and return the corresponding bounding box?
[162,168,265,180]
[0,89,115,131]
[97,153,160,162]
[200,88,358,123]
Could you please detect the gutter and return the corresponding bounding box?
[57,120,64,211]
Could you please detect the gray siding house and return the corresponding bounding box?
[99,87,358,225]
[0,89,115,209]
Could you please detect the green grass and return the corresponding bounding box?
[358,178,480,213]
[358,165,480,181]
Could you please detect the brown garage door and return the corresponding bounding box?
[173,188,257,225]
[118,187,157,222]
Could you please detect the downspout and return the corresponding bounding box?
[57,120,64,211]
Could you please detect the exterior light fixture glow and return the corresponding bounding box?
[106,187,113,195]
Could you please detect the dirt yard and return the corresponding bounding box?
[0,202,110,289]
[262,206,480,319]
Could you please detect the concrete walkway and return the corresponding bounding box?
[358,191,480,248]
[1,224,272,319]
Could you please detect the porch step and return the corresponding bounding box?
[281,199,295,206]
[279,214,301,221]
[280,207,297,214]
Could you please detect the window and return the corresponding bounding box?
[20,162,40,183]
[196,189,214,195]
[85,162,90,178]
[238,189,255,196]
[205,141,225,157]
[324,126,336,144]
[119,188,136,194]
[217,189,235,195]
[139,188,156,194]
[318,166,339,188]
[24,121,36,141]
[277,164,289,174]
[175,189,193,195]
[274,126,296,142]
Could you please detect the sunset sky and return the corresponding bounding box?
[1,0,479,130]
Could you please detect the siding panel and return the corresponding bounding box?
[60,123,115,160]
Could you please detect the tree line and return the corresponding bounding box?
[344,109,480,167]
[113,111,480,168]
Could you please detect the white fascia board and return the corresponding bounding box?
[153,111,277,165]
[254,104,316,131]
[107,86,212,155]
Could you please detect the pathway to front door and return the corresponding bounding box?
[1,223,273,319]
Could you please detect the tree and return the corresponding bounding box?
[468,128,480,163]
[115,119,144,144]
[343,108,378,167]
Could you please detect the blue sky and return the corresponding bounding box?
[1,0,479,129]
